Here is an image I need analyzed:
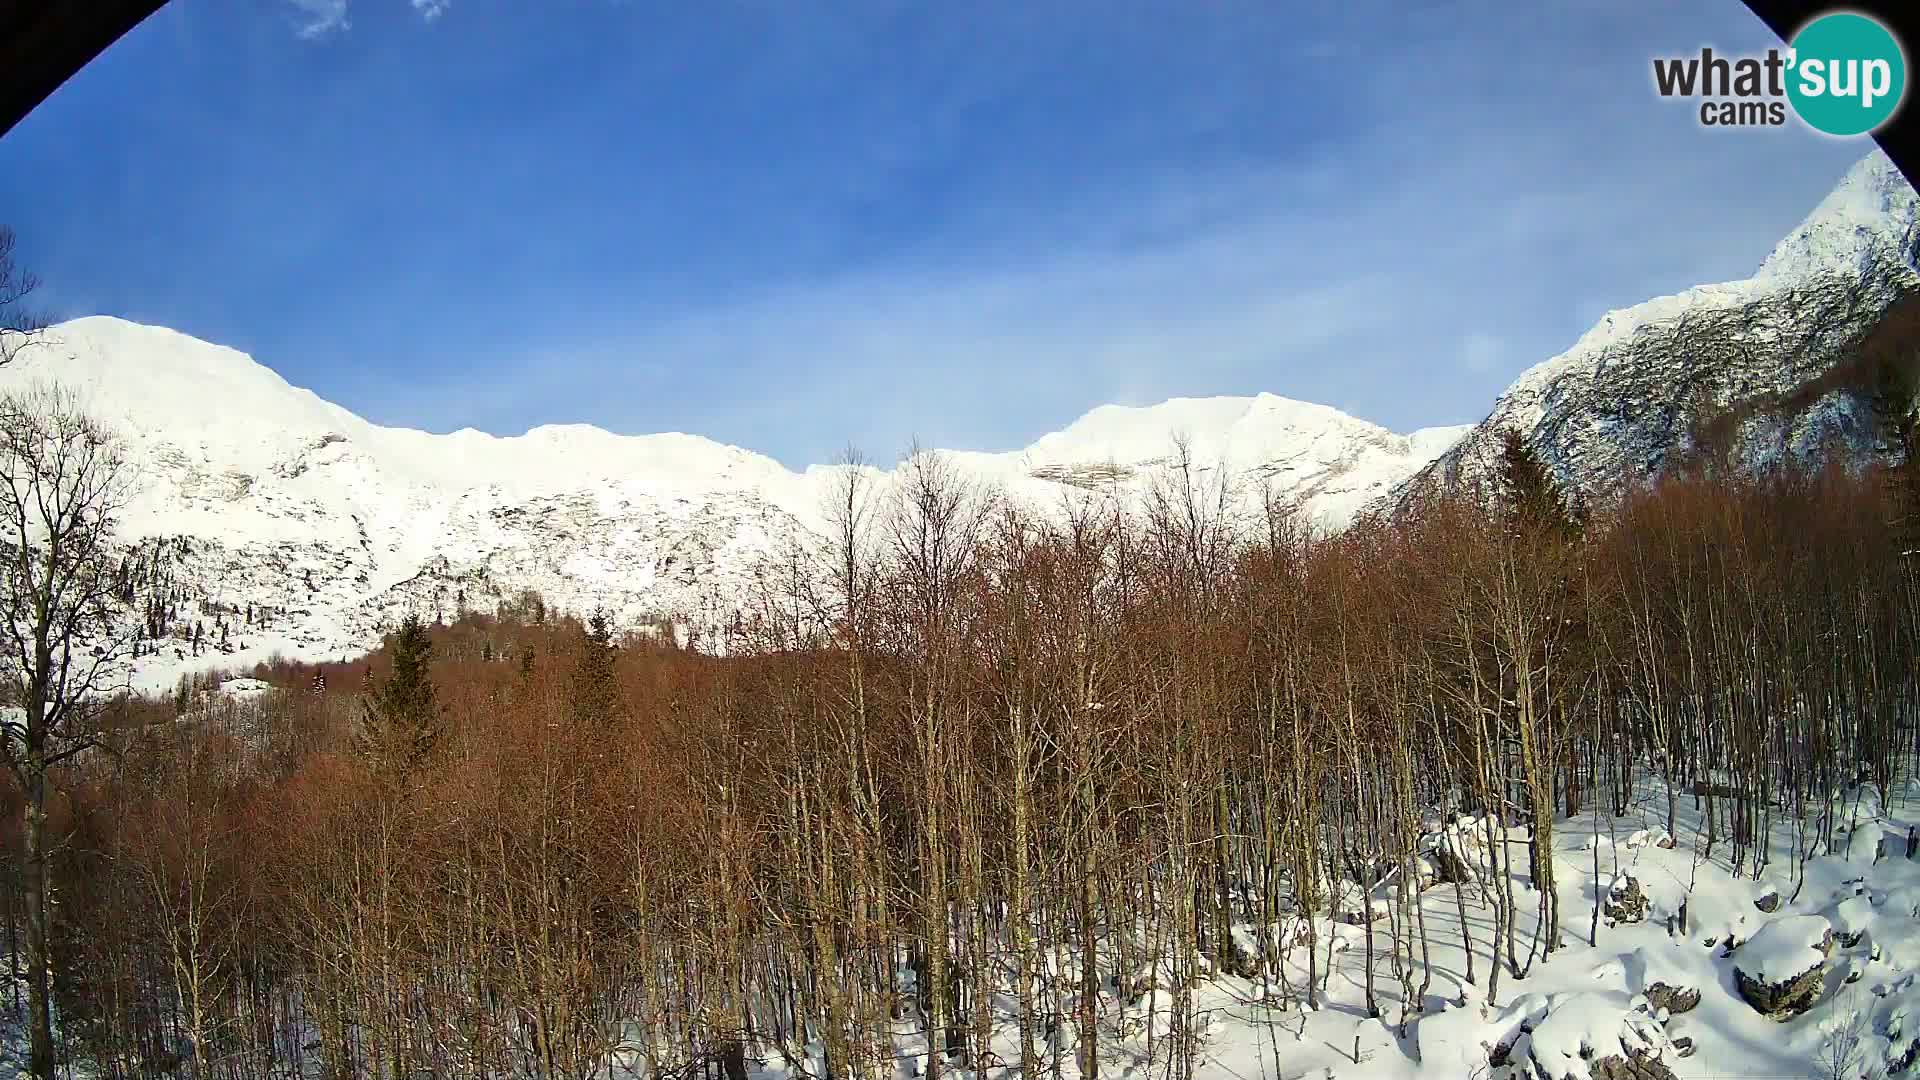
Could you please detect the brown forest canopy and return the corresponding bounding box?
[17,441,1920,1079]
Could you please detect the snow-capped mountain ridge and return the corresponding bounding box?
[1756,149,1920,282]
[1394,149,1920,509]
[10,316,1462,689]
[18,149,1918,690]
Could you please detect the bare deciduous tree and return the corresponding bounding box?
[0,384,133,1079]
[0,228,47,368]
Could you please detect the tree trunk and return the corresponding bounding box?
[24,763,53,1080]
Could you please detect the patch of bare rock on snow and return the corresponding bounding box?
[1603,876,1649,926]
[1642,982,1699,1016]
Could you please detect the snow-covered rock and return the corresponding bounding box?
[1420,983,1682,1080]
[1835,895,1875,946]
[1501,992,1674,1080]
[1735,915,1836,1020]
[216,677,274,699]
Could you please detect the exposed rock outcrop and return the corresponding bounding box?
[1645,983,1699,1016]
[1605,876,1649,925]
[1389,150,1920,519]
[1734,916,1835,1021]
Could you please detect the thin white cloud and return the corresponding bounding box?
[286,0,349,39]
[282,0,447,38]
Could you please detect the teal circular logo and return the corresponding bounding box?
[1787,13,1906,136]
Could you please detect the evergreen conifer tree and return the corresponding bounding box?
[1871,354,1920,554]
[356,614,440,782]
[1497,428,1583,540]
[570,608,621,730]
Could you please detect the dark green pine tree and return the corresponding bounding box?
[1497,428,1583,540]
[569,608,621,730]
[356,613,441,781]
[1870,355,1920,554]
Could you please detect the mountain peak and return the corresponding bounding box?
[1391,147,1920,517]
[1756,149,1920,282]
[1026,392,1399,468]
[29,316,361,445]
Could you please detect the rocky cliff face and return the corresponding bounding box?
[1392,150,1920,512]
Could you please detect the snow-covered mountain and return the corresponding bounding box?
[17,150,1917,692]
[0,316,1462,690]
[1393,149,1920,510]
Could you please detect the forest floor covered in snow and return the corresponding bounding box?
[692,775,1920,1080]
[12,771,1918,1080]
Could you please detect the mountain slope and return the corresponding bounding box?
[1,317,1461,690]
[1394,150,1920,510]
[27,151,1914,691]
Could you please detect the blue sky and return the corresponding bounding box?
[0,0,1873,467]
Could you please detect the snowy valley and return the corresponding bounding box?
[2,148,1919,1080]
[15,5,1920,1080]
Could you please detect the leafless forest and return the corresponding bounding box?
[13,397,1920,1080]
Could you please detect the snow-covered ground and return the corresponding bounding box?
[14,742,1907,1079]
[637,774,1920,1080]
